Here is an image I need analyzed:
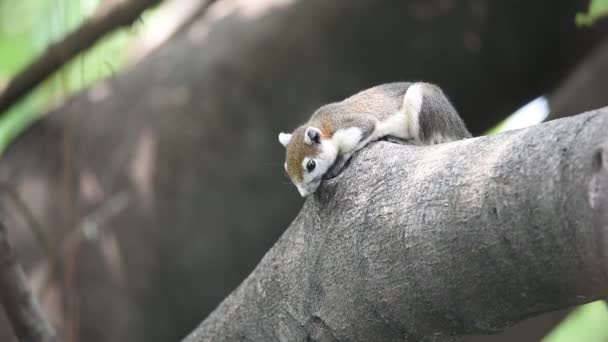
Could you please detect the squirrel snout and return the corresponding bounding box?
[297,186,310,197]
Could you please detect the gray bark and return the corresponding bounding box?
[185,109,608,342]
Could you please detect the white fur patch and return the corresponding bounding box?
[430,133,445,145]
[332,127,363,153]
[279,132,292,147]
[376,112,409,140]
[402,83,423,141]
[296,139,338,197]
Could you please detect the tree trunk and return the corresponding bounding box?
[184,109,608,342]
[549,38,608,120]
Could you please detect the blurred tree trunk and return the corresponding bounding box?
[0,0,604,341]
[549,37,608,120]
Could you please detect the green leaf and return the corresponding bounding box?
[0,89,45,155]
[0,0,146,155]
[543,301,608,342]
[576,0,608,26]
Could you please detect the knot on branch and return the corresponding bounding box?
[305,316,338,342]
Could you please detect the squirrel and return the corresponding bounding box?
[278,82,472,197]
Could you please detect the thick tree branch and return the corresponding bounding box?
[184,109,608,342]
[0,0,161,116]
[591,142,608,251]
[0,221,59,342]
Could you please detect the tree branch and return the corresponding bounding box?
[548,37,608,121]
[0,221,59,342]
[0,182,52,257]
[0,0,162,116]
[184,109,608,341]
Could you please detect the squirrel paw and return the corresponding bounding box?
[325,155,348,179]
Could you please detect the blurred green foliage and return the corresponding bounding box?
[544,301,608,342]
[0,0,141,154]
[577,0,608,26]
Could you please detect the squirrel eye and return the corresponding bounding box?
[306,160,316,172]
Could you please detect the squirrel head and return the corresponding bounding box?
[278,126,338,197]
[278,82,417,196]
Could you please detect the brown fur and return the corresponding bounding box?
[285,127,321,182]
[284,83,413,182]
[309,83,410,127]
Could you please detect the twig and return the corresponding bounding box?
[0,221,60,342]
[38,192,130,301]
[0,0,162,116]
[80,191,130,241]
[0,182,52,257]
[50,191,129,342]
[166,0,219,42]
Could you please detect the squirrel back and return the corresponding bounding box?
[308,82,413,135]
[278,82,471,196]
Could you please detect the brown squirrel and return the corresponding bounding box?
[278,82,472,197]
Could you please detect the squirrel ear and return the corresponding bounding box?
[304,127,322,145]
[278,132,292,147]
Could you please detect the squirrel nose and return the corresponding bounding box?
[297,186,309,197]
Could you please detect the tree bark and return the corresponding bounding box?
[184,109,608,342]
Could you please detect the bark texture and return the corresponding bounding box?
[185,109,608,342]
